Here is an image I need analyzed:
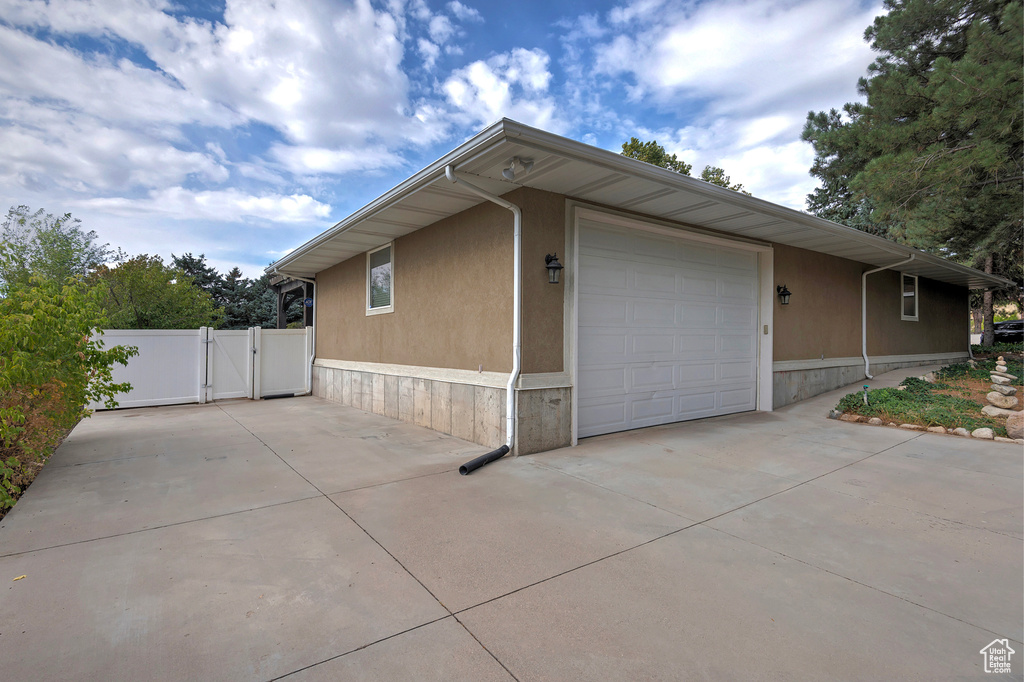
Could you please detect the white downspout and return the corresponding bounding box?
[862,254,915,379]
[445,165,520,451]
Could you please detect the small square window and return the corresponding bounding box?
[901,273,918,321]
[367,244,393,315]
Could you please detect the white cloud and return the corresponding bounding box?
[582,0,880,209]
[418,38,442,70]
[76,188,331,223]
[428,15,455,43]
[443,48,563,131]
[270,144,405,175]
[447,1,482,22]
[596,0,879,116]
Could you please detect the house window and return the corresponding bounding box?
[367,243,393,315]
[901,273,918,321]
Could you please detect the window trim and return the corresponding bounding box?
[366,242,394,316]
[900,272,918,322]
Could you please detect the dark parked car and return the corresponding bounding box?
[993,319,1024,343]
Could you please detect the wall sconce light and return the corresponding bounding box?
[545,253,564,284]
[776,284,792,305]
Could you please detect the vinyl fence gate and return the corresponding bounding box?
[89,327,313,410]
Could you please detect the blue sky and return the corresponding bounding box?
[0,0,882,278]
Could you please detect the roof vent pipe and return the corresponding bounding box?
[862,255,915,379]
[445,165,521,469]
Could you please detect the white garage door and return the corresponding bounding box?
[577,220,760,438]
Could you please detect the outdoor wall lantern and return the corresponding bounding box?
[776,284,792,305]
[545,253,564,284]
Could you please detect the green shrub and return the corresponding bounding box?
[836,377,1005,434]
[0,275,137,510]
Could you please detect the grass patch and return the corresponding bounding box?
[836,358,1022,436]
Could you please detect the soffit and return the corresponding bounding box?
[269,120,1011,290]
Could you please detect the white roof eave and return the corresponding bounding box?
[268,119,1013,291]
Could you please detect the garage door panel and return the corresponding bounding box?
[720,359,757,381]
[718,249,758,271]
[720,305,758,327]
[579,295,628,325]
[720,333,757,354]
[630,364,675,392]
[677,333,718,354]
[578,399,628,436]
[578,221,760,438]
[676,391,718,418]
[630,395,675,421]
[720,277,758,301]
[680,274,718,297]
[579,258,628,291]
[633,300,677,325]
[679,243,719,266]
[579,226,631,254]
[579,366,627,394]
[720,386,756,410]
[678,304,717,327]
[676,362,718,384]
[634,267,677,294]
[580,332,628,361]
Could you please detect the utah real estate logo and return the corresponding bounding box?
[980,639,1015,674]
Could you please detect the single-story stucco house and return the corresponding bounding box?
[268,119,1011,457]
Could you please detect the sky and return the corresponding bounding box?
[0,0,883,279]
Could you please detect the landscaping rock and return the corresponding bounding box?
[991,384,1018,396]
[840,414,864,422]
[887,422,898,427]
[971,427,995,440]
[896,385,907,391]
[926,426,946,434]
[986,392,1019,409]
[867,417,884,425]
[992,375,1011,385]
[994,437,1018,444]
[968,359,978,368]
[899,423,924,430]
[991,370,1019,380]
[982,405,1018,418]
[828,409,842,420]
[952,427,971,437]
[1007,411,1024,440]
[922,372,937,384]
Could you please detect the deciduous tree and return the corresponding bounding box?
[94,255,224,329]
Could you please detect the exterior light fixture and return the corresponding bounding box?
[501,157,534,181]
[776,284,792,305]
[545,253,564,284]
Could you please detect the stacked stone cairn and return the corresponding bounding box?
[984,357,1018,414]
[981,356,1024,442]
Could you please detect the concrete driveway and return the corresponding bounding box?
[1,366,1021,680]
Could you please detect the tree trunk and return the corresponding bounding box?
[982,254,995,347]
[971,307,983,335]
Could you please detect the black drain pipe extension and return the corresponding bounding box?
[460,445,510,475]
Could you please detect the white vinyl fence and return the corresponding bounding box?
[90,327,313,410]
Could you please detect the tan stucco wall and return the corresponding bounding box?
[315,187,565,373]
[773,244,968,361]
